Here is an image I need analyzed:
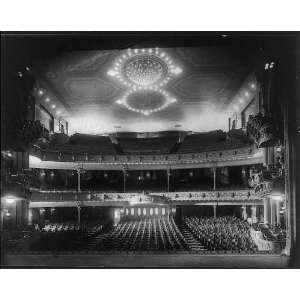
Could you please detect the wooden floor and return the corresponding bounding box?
[4,253,290,268]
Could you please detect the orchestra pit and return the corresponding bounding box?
[1,33,299,268]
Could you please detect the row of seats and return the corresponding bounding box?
[48,134,116,155]
[10,217,274,253]
[44,130,250,155]
[37,222,103,233]
[93,218,188,252]
[183,216,258,252]
[178,138,248,154]
[48,142,116,155]
[258,224,286,244]
[118,137,177,154]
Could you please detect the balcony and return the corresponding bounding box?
[29,146,264,170]
[29,189,263,208]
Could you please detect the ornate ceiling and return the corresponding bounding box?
[35,46,251,134]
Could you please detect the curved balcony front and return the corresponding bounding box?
[29,189,263,208]
[29,146,264,170]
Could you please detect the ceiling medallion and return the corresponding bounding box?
[108,48,182,116]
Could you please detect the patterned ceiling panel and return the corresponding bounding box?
[64,77,121,102]
[36,46,251,133]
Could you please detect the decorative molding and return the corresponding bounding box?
[29,189,263,208]
[247,114,281,148]
[29,146,263,170]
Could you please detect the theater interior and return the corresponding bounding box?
[1,32,299,268]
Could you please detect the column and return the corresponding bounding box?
[241,206,247,220]
[241,167,247,186]
[270,199,274,225]
[77,206,81,225]
[213,204,217,218]
[263,198,270,223]
[251,205,257,223]
[28,208,33,225]
[77,169,81,192]
[213,167,216,190]
[263,148,268,167]
[39,208,45,226]
[123,170,126,193]
[167,168,170,192]
[14,201,18,229]
[276,201,281,225]
[270,200,278,225]
[283,97,297,256]
[64,172,69,188]
[0,210,4,231]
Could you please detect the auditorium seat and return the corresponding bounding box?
[118,137,177,154]
[45,134,116,155]
[93,217,188,252]
[183,216,258,253]
[178,130,249,154]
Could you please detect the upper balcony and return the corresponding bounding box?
[29,129,262,170]
[30,145,263,170]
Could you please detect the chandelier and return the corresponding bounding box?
[108,48,182,115]
[124,55,166,86]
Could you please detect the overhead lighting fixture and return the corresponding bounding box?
[108,47,182,88]
[115,88,177,116]
[51,104,56,109]
[271,194,283,201]
[109,47,182,116]
[4,195,18,204]
[45,97,50,102]
[250,83,256,90]
[3,151,13,157]
[38,89,44,96]
[233,105,239,112]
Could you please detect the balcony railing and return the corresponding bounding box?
[29,146,264,170]
[29,189,263,207]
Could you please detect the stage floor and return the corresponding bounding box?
[4,254,290,268]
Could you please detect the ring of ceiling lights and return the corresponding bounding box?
[116,88,177,116]
[108,48,182,88]
[108,48,182,116]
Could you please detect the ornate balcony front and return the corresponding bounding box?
[29,146,264,170]
[29,189,263,208]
